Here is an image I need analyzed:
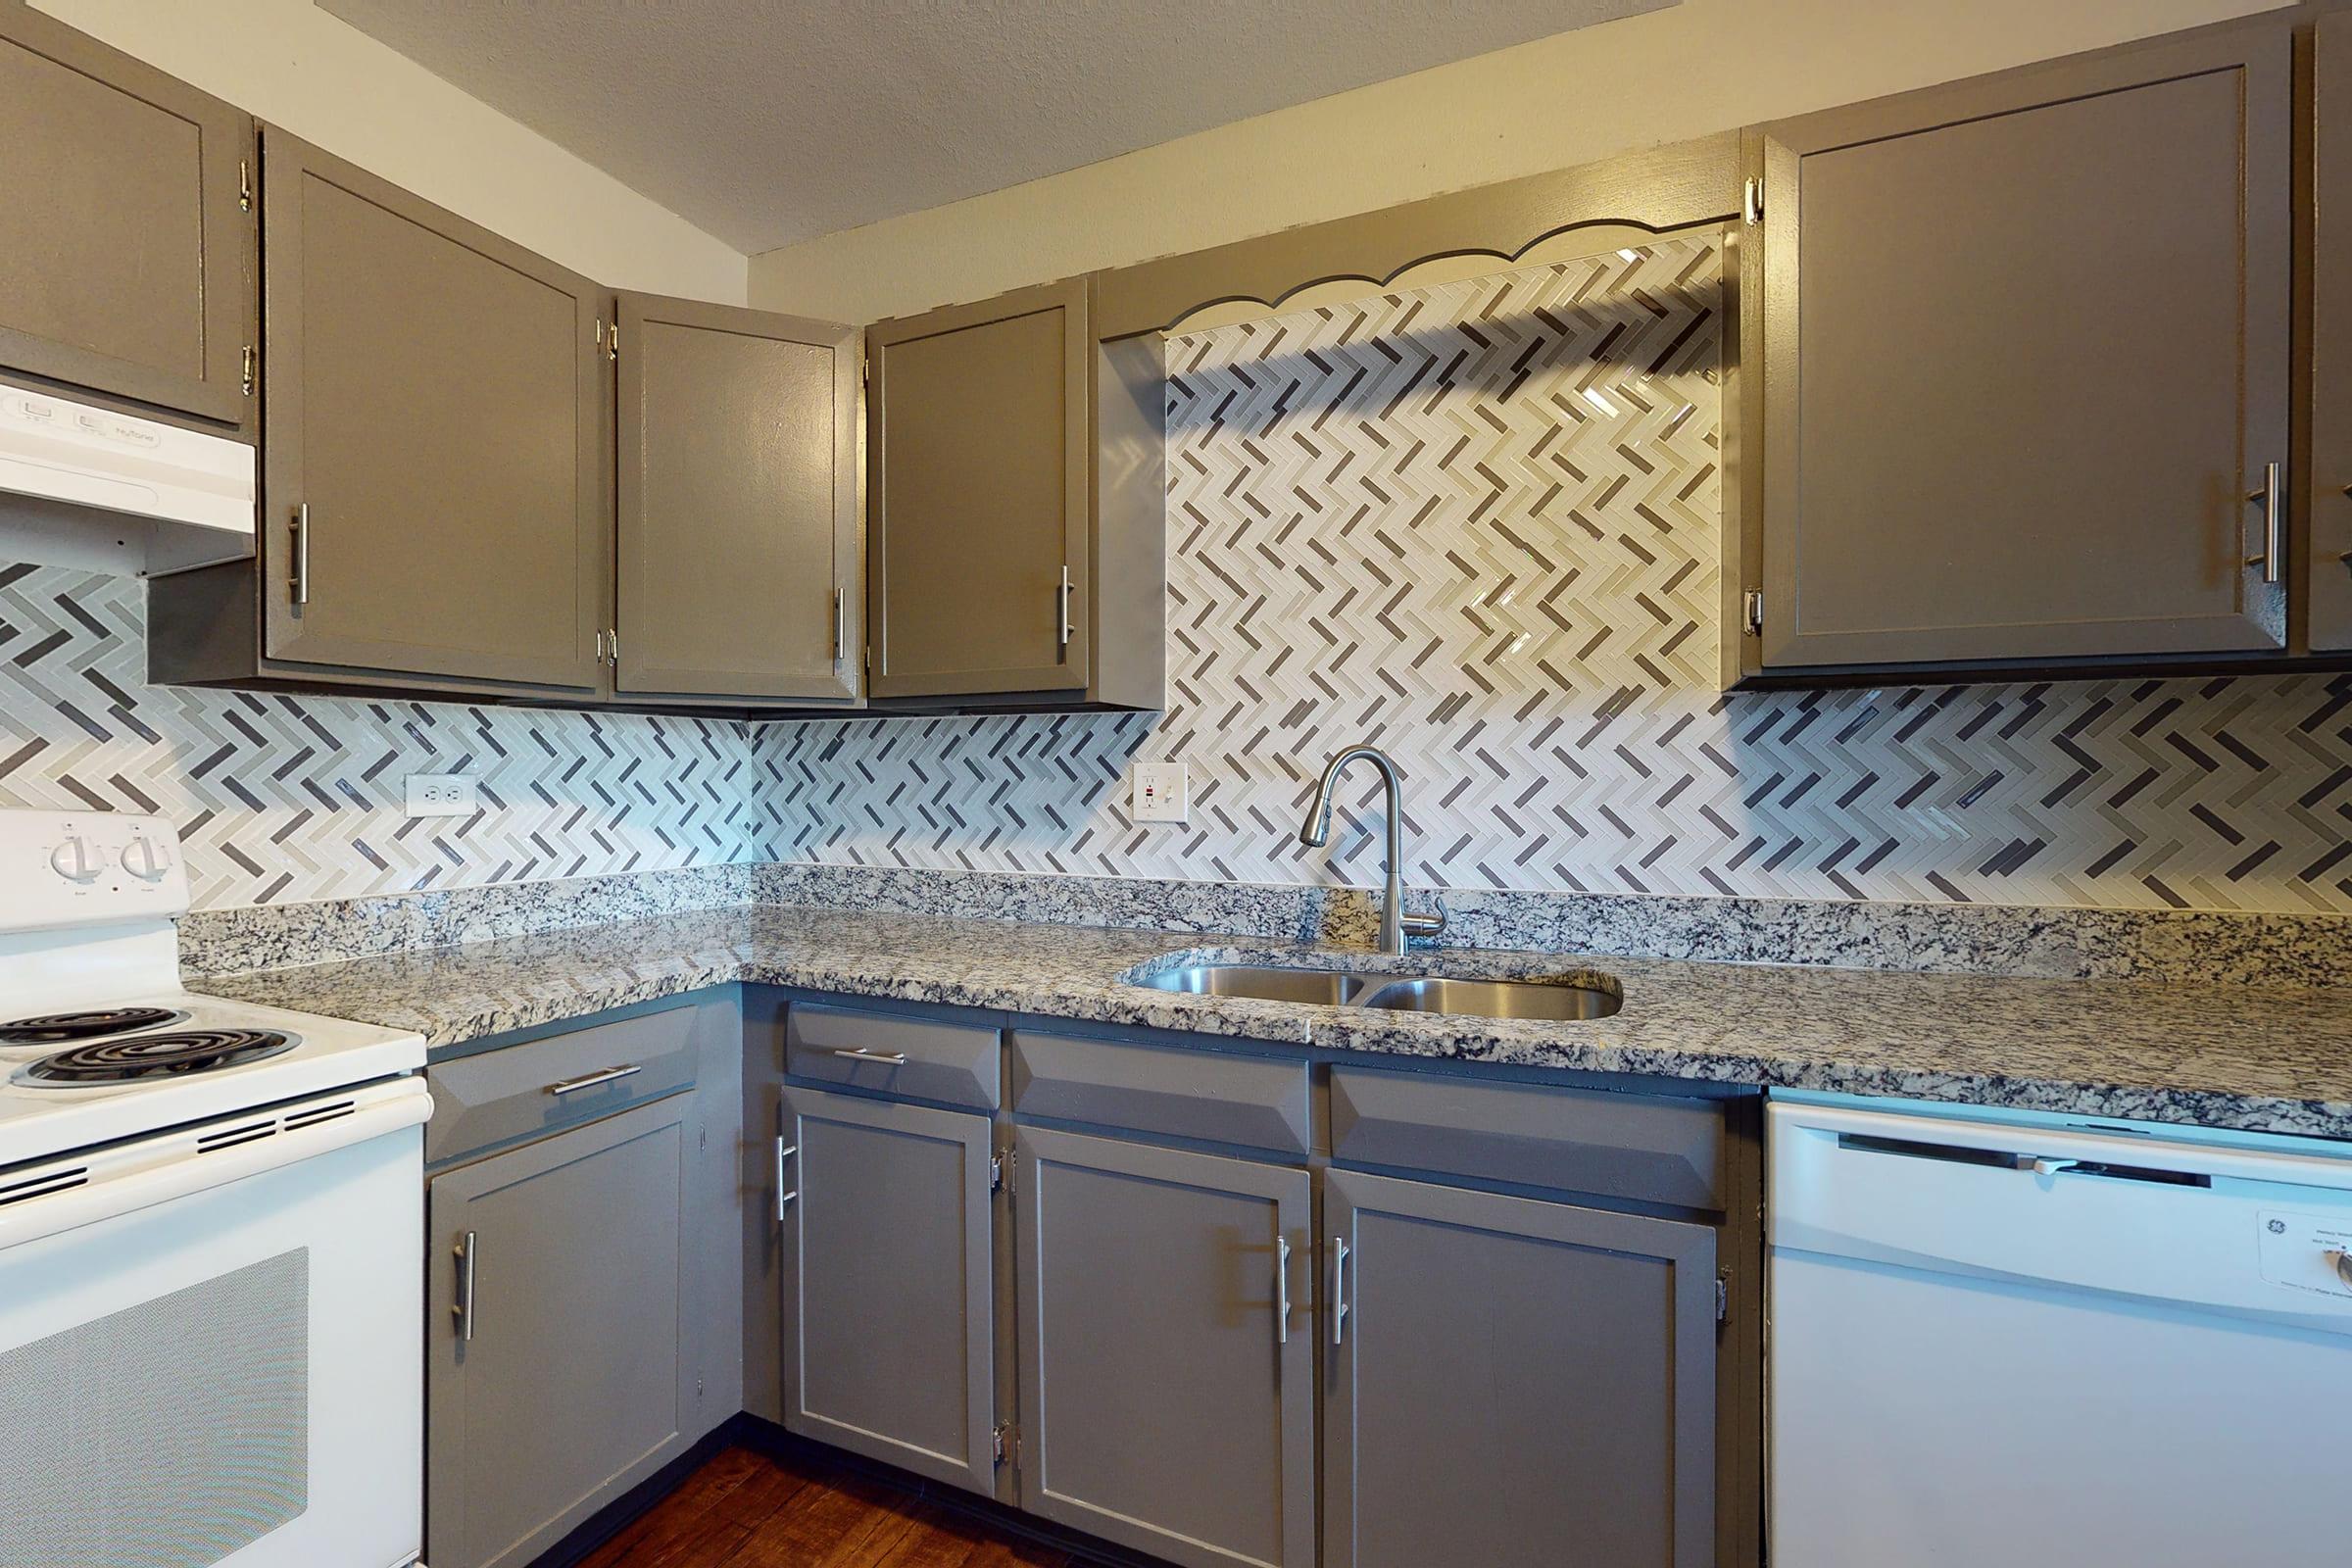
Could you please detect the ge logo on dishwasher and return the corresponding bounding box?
[2268,1218,2287,1234]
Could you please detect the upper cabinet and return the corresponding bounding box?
[1740,19,2293,676]
[2311,11,2352,654]
[866,276,1164,709]
[613,293,860,706]
[154,127,611,699]
[260,130,608,692]
[0,0,254,430]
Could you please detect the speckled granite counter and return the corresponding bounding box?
[190,904,2352,1141]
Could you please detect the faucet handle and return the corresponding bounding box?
[1399,894,1448,941]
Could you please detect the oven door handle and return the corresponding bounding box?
[0,1083,431,1250]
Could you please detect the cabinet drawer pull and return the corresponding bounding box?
[288,504,311,607]
[454,1230,477,1343]
[546,1063,642,1097]
[829,1047,907,1065]
[1276,1235,1292,1347]
[1330,1236,1349,1346]
[2247,461,2283,585]
[776,1138,798,1225]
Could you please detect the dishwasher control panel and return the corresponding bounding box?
[2257,1210,2352,1300]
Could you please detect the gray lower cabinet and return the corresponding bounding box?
[426,1095,698,1568]
[778,1084,998,1494]
[1013,1125,1315,1568]
[1744,17,2292,674]
[1322,1168,1718,1568]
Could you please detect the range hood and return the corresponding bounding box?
[0,379,256,577]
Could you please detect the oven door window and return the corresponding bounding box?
[0,1250,310,1567]
[0,1121,422,1568]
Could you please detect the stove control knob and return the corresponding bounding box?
[48,835,102,883]
[121,834,173,883]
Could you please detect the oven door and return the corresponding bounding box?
[0,1079,430,1568]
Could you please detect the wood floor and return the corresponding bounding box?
[573,1444,1079,1568]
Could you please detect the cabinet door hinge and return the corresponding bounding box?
[608,318,619,362]
[240,345,257,398]
[991,1149,1012,1195]
[1742,175,1764,225]
[238,158,253,213]
[1741,589,1764,637]
[1715,1274,1730,1325]
[993,1422,1018,1467]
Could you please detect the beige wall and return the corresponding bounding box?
[31,0,747,303]
[750,0,2284,324]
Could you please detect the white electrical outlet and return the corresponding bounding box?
[1132,760,1189,823]
[406,773,477,817]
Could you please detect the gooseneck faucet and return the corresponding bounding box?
[1298,744,1448,956]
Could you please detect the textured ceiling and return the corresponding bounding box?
[318,0,1676,254]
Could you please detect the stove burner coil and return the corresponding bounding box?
[0,1007,181,1047]
[19,1029,297,1085]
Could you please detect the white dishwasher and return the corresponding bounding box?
[1768,1094,2352,1566]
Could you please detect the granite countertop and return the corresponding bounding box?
[195,904,2352,1140]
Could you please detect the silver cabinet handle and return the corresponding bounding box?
[2247,461,2283,584]
[775,1137,798,1223]
[828,1047,906,1065]
[546,1063,641,1097]
[832,588,846,663]
[289,503,311,607]
[454,1230,477,1344]
[1330,1236,1349,1346]
[1056,564,1073,649]
[1276,1236,1292,1347]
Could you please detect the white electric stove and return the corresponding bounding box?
[0,808,429,1568]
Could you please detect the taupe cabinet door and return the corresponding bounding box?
[1752,22,2291,669]
[615,293,861,701]
[426,1097,696,1568]
[1013,1127,1314,1568]
[1323,1169,1717,1568]
[867,277,1091,697]
[2313,13,2352,652]
[779,1086,997,1494]
[0,2,252,426]
[259,128,607,691]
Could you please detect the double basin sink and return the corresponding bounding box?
[1134,962,1622,1022]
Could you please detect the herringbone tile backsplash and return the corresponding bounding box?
[760,238,2352,914]
[0,562,777,908]
[6,237,2348,915]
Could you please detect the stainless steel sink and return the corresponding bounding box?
[1359,976,1621,1021]
[1134,964,1379,1005]
[1134,963,1622,1020]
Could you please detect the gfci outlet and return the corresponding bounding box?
[406,773,477,817]
[1132,760,1189,824]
